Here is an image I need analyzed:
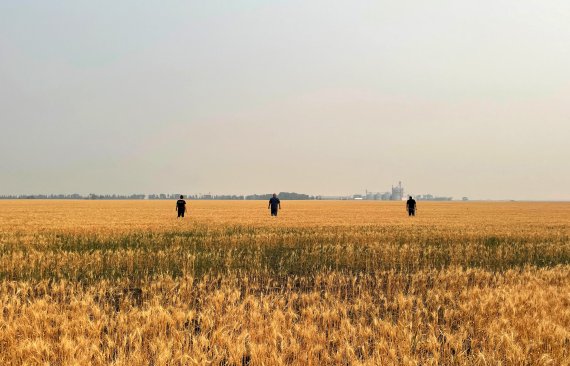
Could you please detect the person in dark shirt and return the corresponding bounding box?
[406,196,417,216]
[176,195,187,218]
[268,193,281,217]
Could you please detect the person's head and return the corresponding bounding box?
[409,196,412,199]
[273,193,277,198]
[180,195,183,199]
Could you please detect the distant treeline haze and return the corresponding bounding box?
[0,192,315,200]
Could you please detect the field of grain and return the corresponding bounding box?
[1,200,569,365]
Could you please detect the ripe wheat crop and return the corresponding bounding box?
[0,200,569,365]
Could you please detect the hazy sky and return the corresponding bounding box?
[1,1,569,200]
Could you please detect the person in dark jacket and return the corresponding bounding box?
[268,193,281,217]
[406,196,416,216]
[176,195,187,218]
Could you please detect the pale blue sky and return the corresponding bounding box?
[1,1,569,199]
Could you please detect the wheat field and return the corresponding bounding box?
[0,200,569,365]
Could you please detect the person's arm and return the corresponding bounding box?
[278,200,281,209]
[268,200,271,209]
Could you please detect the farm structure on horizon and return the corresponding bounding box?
[322,181,455,201]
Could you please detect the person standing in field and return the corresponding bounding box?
[406,196,417,216]
[176,195,187,218]
[268,193,281,217]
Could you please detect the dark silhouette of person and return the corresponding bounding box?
[176,195,187,218]
[406,196,416,216]
[268,193,281,217]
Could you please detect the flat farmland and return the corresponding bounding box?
[1,200,569,365]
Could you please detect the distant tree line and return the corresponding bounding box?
[148,194,244,200]
[0,194,146,200]
[0,192,316,200]
[148,194,189,200]
[87,194,146,200]
[245,192,315,200]
[0,194,86,199]
[414,194,453,201]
